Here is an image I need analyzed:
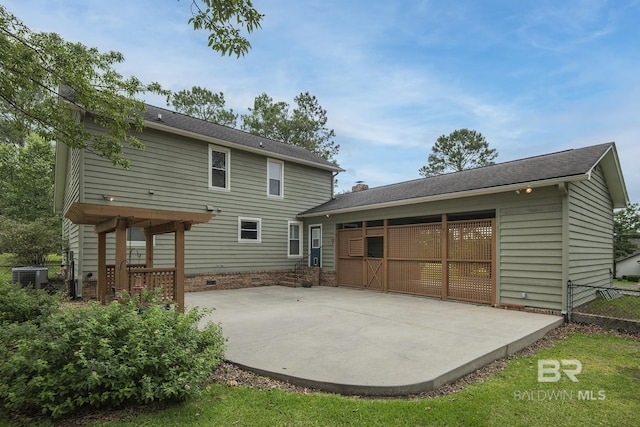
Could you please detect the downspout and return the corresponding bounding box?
[559,182,570,317]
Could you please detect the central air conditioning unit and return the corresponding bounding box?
[11,267,49,289]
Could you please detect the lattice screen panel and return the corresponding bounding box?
[388,224,441,259]
[447,262,492,303]
[447,220,493,261]
[388,261,442,296]
[336,218,494,304]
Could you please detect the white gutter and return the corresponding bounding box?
[298,174,589,218]
[144,120,344,173]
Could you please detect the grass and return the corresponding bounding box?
[4,330,638,426]
[577,295,640,321]
[614,278,640,288]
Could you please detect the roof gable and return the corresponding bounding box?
[300,142,629,217]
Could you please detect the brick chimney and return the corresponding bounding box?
[351,183,369,192]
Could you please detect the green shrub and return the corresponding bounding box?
[0,298,225,417]
[0,281,60,324]
[623,275,640,283]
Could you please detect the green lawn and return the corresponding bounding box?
[577,295,640,321]
[4,330,638,427]
[614,279,640,288]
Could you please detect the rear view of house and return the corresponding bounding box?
[54,103,628,315]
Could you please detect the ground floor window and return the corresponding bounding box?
[288,221,302,257]
[127,227,151,247]
[238,217,262,243]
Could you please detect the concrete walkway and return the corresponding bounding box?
[186,286,563,396]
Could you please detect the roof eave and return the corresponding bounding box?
[144,120,344,173]
[589,143,629,209]
[298,175,588,218]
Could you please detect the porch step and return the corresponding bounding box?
[280,272,300,288]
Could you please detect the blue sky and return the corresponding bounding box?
[5,0,639,201]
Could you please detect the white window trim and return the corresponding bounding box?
[288,220,303,258]
[209,144,231,191]
[238,217,262,243]
[266,158,284,199]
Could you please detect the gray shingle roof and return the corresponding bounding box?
[144,104,341,171]
[300,142,614,216]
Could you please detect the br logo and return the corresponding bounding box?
[537,359,582,383]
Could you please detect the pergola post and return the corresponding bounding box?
[97,232,107,303]
[174,221,185,310]
[145,227,154,268]
[114,218,128,294]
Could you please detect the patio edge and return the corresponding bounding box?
[227,317,565,396]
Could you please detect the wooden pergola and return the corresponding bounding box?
[65,202,213,309]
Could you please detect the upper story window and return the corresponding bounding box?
[209,145,230,190]
[267,159,284,198]
[238,217,262,243]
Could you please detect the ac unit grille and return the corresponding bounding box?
[11,267,48,289]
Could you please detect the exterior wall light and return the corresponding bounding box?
[102,195,115,201]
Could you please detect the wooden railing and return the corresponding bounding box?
[106,264,176,302]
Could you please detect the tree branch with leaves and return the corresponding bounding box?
[188,0,263,57]
[0,2,263,167]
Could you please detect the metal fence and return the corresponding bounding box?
[567,280,640,332]
[0,261,66,293]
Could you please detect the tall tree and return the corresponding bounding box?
[614,203,640,260]
[0,3,262,168]
[0,135,56,223]
[419,129,497,177]
[241,92,339,163]
[0,134,61,263]
[167,86,237,127]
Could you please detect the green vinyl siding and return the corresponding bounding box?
[77,124,333,276]
[498,204,563,310]
[62,146,82,288]
[568,166,614,287]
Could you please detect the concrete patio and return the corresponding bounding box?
[186,286,563,396]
